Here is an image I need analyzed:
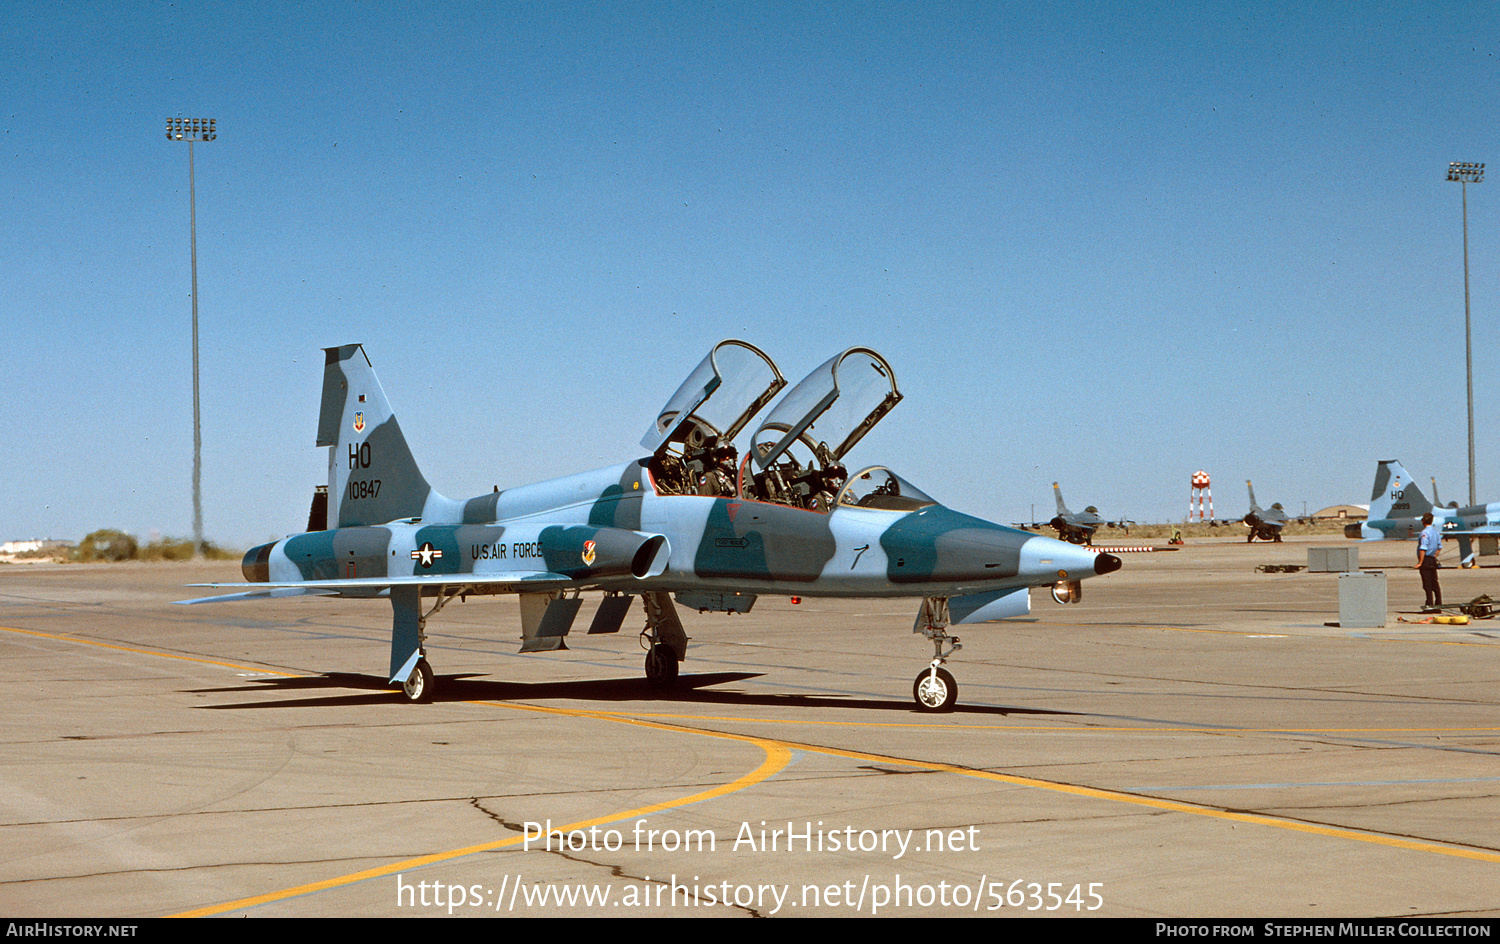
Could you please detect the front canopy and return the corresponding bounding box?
[750,347,902,471]
[835,466,937,512]
[736,348,903,512]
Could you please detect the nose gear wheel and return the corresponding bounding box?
[913,666,957,712]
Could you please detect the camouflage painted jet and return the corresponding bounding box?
[1243,480,1288,543]
[1346,460,1499,565]
[182,341,1122,711]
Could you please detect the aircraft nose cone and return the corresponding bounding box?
[1094,552,1122,575]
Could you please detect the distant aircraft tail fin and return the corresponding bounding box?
[1053,482,1069,516]
[1366,460,1432,521]
[317,344,456,527]
[1246,480,1260,513]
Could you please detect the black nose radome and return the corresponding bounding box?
[1094,552,1122,575]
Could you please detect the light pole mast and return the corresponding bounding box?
[1447,162,1484,506]
[167,117,217,556]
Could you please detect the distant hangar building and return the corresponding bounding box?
[1312,505,1367,521]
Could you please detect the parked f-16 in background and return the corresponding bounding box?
[181,341,1122,711]
[1048,482,1105,544]
[1243,480,1289,542]
[1347,460,1500,565]
[1014,483,1132,544]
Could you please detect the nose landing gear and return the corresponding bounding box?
[913,597,961,712]
[913,665,957,712]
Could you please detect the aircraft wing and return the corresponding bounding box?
[175,586,342,604]
[175,570,576,605]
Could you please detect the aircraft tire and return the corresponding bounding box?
[402,659,434,703]
[913,667,957,712]
[645,644,679,687]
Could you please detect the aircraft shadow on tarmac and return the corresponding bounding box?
[189,671,1075,717]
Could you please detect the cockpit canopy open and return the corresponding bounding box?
[740,347,903,511]
[642,339,785,455]
[642,341,908,512]
[642,340,785,497]
[750,347,902,470]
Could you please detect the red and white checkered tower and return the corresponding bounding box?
[1189,471,1213,522]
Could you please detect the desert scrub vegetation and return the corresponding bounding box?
[71,529,237,561]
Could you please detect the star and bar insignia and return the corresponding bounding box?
[411,542,443,568]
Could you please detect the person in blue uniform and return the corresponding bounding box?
[1416,512,1442,612]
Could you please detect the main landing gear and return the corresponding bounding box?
[913,596,961,712]
[403,658,434,703]
[641,592,688,688]
[645,644,679,686]
[392,585,461,704]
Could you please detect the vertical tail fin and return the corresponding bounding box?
[1053,482,1069,516]
[1246,480,1260,513]
[1366,460,1431,520]
[317,344,453,527]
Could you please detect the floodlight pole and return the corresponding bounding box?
[167,118,217,556]
[1448,161,1484,506]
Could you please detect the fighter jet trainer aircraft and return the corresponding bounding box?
[1347,459,1500,565]
[182,341,1121,711]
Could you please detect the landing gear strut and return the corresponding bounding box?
[391,585,465,704]
[913,596,961,712]
[641,592,688,688]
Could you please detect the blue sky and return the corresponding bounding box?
[3,1,1497,547]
